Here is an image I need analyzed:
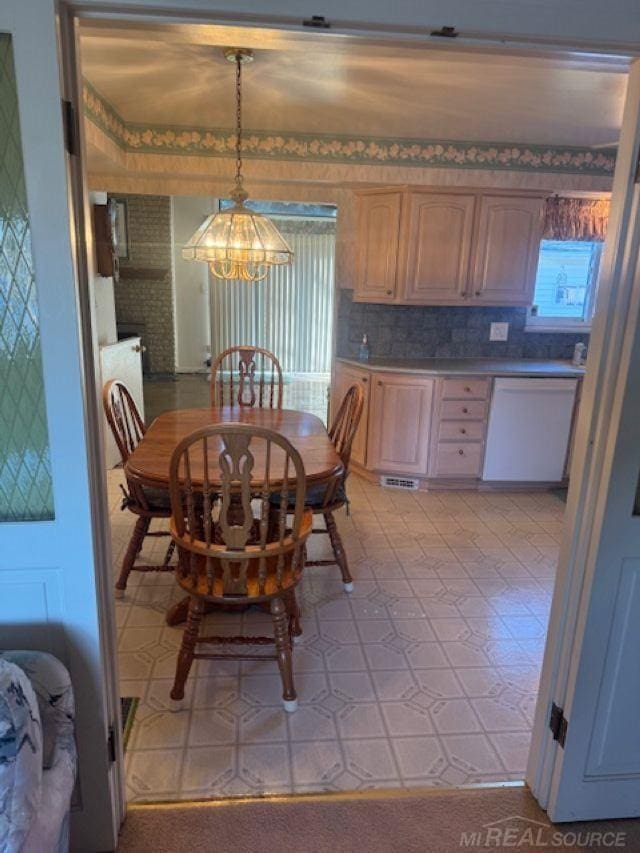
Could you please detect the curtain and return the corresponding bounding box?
[209,219,335,374]
[542,196,610,241]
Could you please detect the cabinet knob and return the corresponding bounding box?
[386,290,392,295]
[464,386,471,393]
[460,428,466,434]
[458,449,464,456]
[377,380,382,386]
[475,290,481,296]
[362,377,368,383]
[462,407,468,414]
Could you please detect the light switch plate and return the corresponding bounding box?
[490,322,509,342]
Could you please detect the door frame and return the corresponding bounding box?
[57,0,127,833]
[60,0,640,829]
[527,59,640,819]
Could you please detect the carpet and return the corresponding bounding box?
[120,697,139,752]
[117,785,640,853]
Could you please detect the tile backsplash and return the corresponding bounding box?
[336,290,589,361]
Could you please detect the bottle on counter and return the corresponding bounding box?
[358,334,370,362]
[572,342,586,367]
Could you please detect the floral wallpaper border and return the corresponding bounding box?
[83,80,617,176]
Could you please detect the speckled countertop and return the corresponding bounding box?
[336,356,585,378]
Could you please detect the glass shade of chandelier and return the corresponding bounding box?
[182,48,293,282]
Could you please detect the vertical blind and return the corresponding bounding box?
[209,221,335,374]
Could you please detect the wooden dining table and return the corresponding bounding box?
[125,405,343,625]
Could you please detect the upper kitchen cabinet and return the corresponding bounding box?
[355,190,403,302]
[401,192,476,303]
[470,194,545,305]
[353,187,546,306]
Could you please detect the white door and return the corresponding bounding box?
[0,6,121,851]
[528,60,640,821]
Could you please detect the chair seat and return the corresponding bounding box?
[269,481,347,511]
[139,486,206,514]
[142,486,172,512]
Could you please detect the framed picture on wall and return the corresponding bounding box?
[115,199,129,260]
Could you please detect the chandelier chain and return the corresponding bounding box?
[235,53,243,193]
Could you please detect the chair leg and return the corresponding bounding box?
[115,516,150,598]
[170,597,204,701]
[271,596,297,712]
[163,539,176,566]
[324,511,354,592]
[285,590,302,643]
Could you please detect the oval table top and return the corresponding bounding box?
[125,406,343,489]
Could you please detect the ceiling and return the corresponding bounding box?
[79,23,627,148]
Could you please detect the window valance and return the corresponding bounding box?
[542,196,610,241]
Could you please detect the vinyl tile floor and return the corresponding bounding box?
[109,470,561,803]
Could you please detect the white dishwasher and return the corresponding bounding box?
[483,377,578,482]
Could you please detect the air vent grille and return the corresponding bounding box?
[380,475,419,491]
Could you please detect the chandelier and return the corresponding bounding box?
[182,48,294,282]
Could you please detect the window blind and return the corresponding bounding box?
[209,223,335,374]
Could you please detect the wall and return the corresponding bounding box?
[112,194,175,374]
[336,290,589,360]
[171,196,212,372]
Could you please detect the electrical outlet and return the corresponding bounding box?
[490,322,509,342]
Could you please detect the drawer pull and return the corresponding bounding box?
[362,377,368,383]
[460,428,467,435]
[458,449,464,456]
[462,407,468,414]
[464,386,471,393]
[386,290,392,295]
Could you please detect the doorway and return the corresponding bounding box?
[69,1,636,820]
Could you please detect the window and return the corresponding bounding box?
[527,239,602,331]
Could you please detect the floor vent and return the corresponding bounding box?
[380,475,419,491]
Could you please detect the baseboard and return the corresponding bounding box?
[351,462,567,492]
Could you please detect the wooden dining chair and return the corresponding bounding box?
[168,423,312,711]
[304,383,365,592]
[103,379,175,598]
[210,345,283,409]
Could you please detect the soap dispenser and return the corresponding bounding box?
[358,334,370,362]
[572,342,586,367]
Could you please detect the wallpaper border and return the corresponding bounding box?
[83,80,617,177]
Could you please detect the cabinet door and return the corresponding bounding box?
[471,195,544,305]
[355,192,402,302]
[368,373,434,475]
[331,363,370,467]
[402,193,475,303]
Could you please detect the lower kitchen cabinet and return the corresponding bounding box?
[330,362,370,467]
[367,372,434,475]
[332,360,580,487]
[429,377,490,479]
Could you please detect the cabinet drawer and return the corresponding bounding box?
[441,378,489,400]
[433,442,483,478]
[440,400,487,420]
[439,420,485,442]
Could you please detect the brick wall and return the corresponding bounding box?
[336,290,589,360]
[112,194,175,375]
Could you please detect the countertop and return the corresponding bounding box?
[336,356,585,378]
